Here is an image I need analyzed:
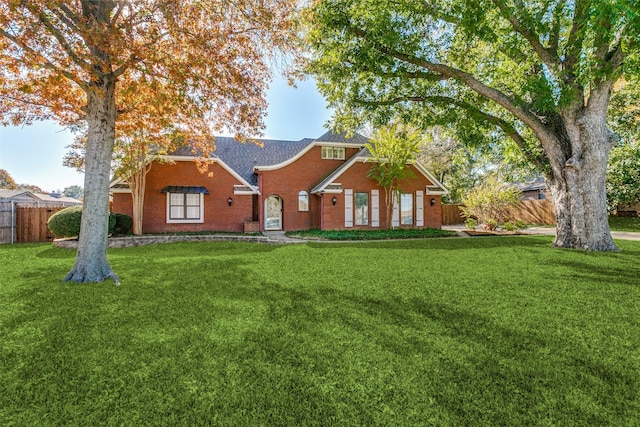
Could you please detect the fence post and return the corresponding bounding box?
[11,201,15,244]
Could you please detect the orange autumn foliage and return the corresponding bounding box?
[0,1,301,282]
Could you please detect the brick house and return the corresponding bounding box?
[110,131,447,233]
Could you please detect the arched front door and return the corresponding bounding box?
[264,195,283,230]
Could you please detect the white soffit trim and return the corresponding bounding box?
[412,161,449,194]
[111,188,132,194]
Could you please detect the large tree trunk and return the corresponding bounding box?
[545,85,618,251]
[64,79,119,283]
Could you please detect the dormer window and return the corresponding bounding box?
[321,146,345,160]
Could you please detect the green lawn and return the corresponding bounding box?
[609,215,640,232]
[1,237,639,426]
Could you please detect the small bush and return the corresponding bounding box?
[112,213,132,236]
[48,206,83,237]
[483,218,499,231]
[47,206,116,238]
[464,218,477,230]
[515,220,528,230]
[460,176,522,229]
[502,221,518,232]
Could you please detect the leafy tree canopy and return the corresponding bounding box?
[63,185,83,200]
[1,0,301,282]
[303,0,640,251]
[0,169,18,189]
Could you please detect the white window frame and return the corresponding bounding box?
[166,192,205,224]
[298,190,309,212]
[355,192,369,226]
[400,193,414,225]
[321,146,346,160]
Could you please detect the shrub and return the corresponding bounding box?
[483,218,499,231]
[47,206,116,238]
[464,218,477,230]
[460,175,522,229]
[502,221,518,232]
[112,213,132,236]
[48,206,83,237]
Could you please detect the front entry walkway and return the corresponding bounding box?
[262,231,306,244]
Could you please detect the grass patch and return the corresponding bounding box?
[287,227,457,240]
[609,215,640,232]
[1,237,639,425]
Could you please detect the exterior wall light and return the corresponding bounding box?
[332,196,337,206]
[227,197,233,206]
[430,198,436,206]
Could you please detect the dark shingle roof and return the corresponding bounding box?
[170,132,369,186]
[315,130,369,144]
[171,136,315,186]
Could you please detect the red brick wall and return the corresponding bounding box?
[110,150,443,234]
[112,193,133,218]
[112,160,251,233]
[321,161,442,230]
[258,146,361,231]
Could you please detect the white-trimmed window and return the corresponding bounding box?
[298,190,309,211]
[321,146,345,160]
[166,192,204,223]
[355,192,368,225]
[400,193,413,225]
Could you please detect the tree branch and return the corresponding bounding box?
[0,28,86,90]
[562,0,590,77]
[348,26,556,145]
[492,0,559,70]
[360,93,546,168]
[31,5,92,74]
[548,0,566,55]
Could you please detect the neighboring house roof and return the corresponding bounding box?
[514,176,547,192]
[32,193,82,204]
[0,189,35,199]
[0,189,81,205]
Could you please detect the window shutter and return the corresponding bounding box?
[344,189,353,228]
[392,191,400,227]
[416,190,424,226]
[371,189,379,227]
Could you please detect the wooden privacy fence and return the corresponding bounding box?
[441,204,463,225]
[0,203,67,244]
[442,199,556,225]
[0,201,12,244]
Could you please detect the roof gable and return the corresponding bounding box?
[311,150,448,195]
[0,189,37,200]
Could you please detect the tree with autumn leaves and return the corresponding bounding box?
[1,0,300,283]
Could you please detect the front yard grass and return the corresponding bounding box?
[609,215,640,232]
[1,237,639,426]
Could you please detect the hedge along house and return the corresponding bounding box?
[110,131,447,233]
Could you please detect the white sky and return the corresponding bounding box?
[0,76,333,192]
